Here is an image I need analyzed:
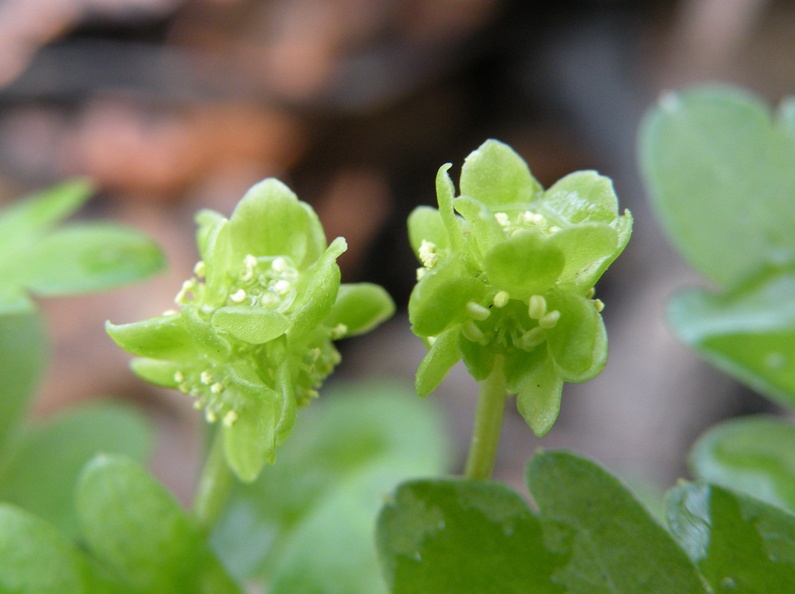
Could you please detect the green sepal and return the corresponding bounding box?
[325,283,396,337]
[224,389,279,482]
[408,206,449,255]
[548,224,618,291]
[289,237,346,337]
[212,306,290,344]
[458,334,495,382]
[453,196,505,262]
[516,358,563,436]
[503,344,548,394]
[543,170,619,225]
[129,358,182,388]
[435,164,466,251]
[459,139,542,208]
[416,329,461,397]
[105,315,198,361]
[483,231,564,299]
[547,291,607,382]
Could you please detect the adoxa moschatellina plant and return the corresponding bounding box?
[409,139,631,478]
[106,179,394,509]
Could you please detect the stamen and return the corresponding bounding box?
[538,310,560,329]
[494,212,510,228]
[273,280,291,295]
[272,256,289,272]
[230,289,247,303]
[418,240,439,268]
[210,383,225,394]
[466,301,490,321]
[461,320,485,343]
[223,410,239,427]
[200,371,213,385]
[528,295,547,320]
[330,323,348,340]
[193,260,206,278]
[205,409,218,423]
[174,371,185,383]
[593,299,605,313]
[416,267,427,281]
[521,327,547,349]
[493,291,510,308]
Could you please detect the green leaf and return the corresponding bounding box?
[668,265,795,408]
[212,381,450,593]
[527,450,707,593]
[460,139,542,208]
[0,179,91,255]
[667,482,795,592]
[76,454,240,593]
[0,504,88,594]
[415,328,461,397]
[483,232,564,299]
[689,415,795,513]
[212,306,290,344]
[453,196,505,260]
[640,85,795,287]
[407,206,449,255]
[13,223,164,296]
[325,283,395,337]
[0,309,46,451]
[0,401,153,539]
[106,315,198,361]
[376,479,562,594]
[516,357,563,436]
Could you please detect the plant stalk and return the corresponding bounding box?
[193,428,233,530]
[464,356,508,480]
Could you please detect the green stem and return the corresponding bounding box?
[193,428,233,530]
[464,356,508,480]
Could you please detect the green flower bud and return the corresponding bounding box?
[408,140,632,436]
[108,179,394,481]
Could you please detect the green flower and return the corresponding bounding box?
[107,179,394,481]
[408,140,632,435]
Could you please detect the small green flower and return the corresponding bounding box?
[107,179,394,481]
[408,140,632,435]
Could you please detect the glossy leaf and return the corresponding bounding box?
[668,264,795,408]
[376,479,562,594]
[689,415,795,513]
[0,308,46,451]
[667,482,795,592]
[76,454,240,593]
[212,382,450,593]
[0,401,153,538]
[527,450,707,593]
[640,85,795,287]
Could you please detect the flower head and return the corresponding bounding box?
[408,140,632,435]
[107,179,394,481]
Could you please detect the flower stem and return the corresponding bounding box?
[464,357,508,480]
[193,428,233,530]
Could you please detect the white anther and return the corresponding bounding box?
[210,382,225,394]
[494,212,510,227]
[192,400,204,410]
[230,289,247,303]
[593,299,605,313]
[162,309,178,316]
[466,301,491,321]
[223,410,239,427]
[548,225,561,233]
[416,267,427,281]
[528,295,547,320]
[244,254,258,268]
[586,287,596,299]
[493,291,510,308]
[418,240,439,269]
[521,327,547,349]
[273,279,291,295]
[200,371,213,385]
[538,310,561,329]
[330,323,348,340]
[174,371,185,383]
[272,256,289,272]
[427,336,437,345]
[193,260,206,278]
[461,320,486,343]
[205,409,218,423]
[522,211,545,225]
[175,279,196,304]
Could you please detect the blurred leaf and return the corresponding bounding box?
[376,478,562,594]
[0,504,87,594]
[211,381,451,594]
[76,454,240,593]
[527,450,707,593]
[0,308,46,451]
[669,265,795,408]
[689,415,795,513]
[0,401,153,539]
[13,223,164,296]
[667,482,795,592]
[640,85,795,287]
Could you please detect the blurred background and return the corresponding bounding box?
[1,0,791,501]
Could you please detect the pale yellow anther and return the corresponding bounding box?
[223,410,239,427]
[175,279,196,304]
[521,327,547,349]
[162,309,178,316]
[210,382,224,394]
[330,323,348,340]
[230,289,247,303]
[174,371,185,383]
[493,291,510,308]
[418,240,439,269]
[416,267,427,281]
[494,212,510,227]
[200,371,213,385]
[272,256,289,272]
[205,409,218,423]
[522,211,545,225]
[548,225,561,233]
[593,299,605,313]
[427,336,437,345]
[461,320,485,343]
[466,301,490,321]
[539,310,561,329]
[273,279,291,295]
[193,400,204,410]
[586,287,596,299]
[261,292,279,308]
[528,295,547,320]
[193,260,206,278]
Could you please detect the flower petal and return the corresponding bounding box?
[324,283,395,337]
[546,291,608,382]
[547,224,618,290]
[211,306,290,344]
[515,358,563,436]
[105,316,198,361]
[460,140,542,208]
[416,328,461,397]
[543,171,619,225]
[483,232,564,299]
[408,206,449,256]
[290,237,346,337]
